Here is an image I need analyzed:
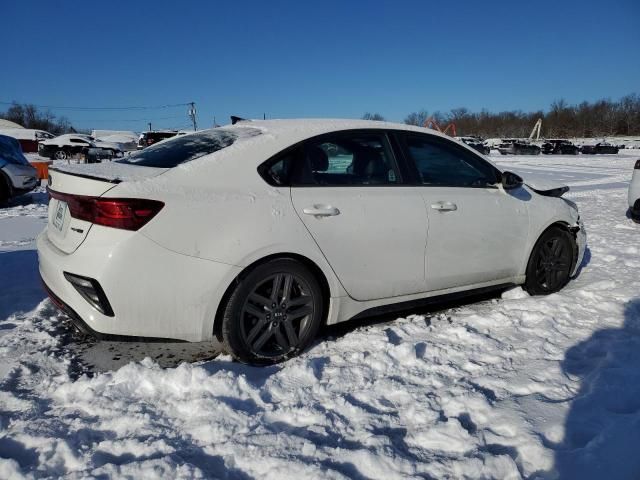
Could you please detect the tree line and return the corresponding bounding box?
[0,103,74,135]
[364,93,640,138]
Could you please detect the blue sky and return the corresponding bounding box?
[1,0,638,131]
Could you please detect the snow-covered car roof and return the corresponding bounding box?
[217,118,458,143]
[40,134,97,146]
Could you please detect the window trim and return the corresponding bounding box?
[257,128,407,188]
[397,132,502,189]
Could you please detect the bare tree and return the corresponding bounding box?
[362,113,385,121]
[404,110,430,126]
[405,94,640,138]
[0,102,75,135]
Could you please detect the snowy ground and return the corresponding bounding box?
[1,152,639,479]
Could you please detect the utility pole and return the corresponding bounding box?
[148,122,152,131]
[188,102,198,131]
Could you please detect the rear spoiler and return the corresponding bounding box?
[230,116,249,125]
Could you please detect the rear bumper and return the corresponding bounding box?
[37,228,242,342]
[1,164,38,195]
[41,277,186,342]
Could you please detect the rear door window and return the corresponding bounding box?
[120,128,262,168]
[295,132,400,186]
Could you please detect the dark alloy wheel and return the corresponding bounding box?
[524,227,575,295]
[221,258,324,365]
[54,149,68,160]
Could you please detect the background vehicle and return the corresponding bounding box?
[38,134,120,160]
[0,128,54,153]
[96,133,138,152]
[541,139,579,155]
[39,134,97,160]
[0,134,38,202]
[629,159,640,222]
[456,136,490,154]
[75,135,123,157]
[580,142,619,154]
[137,131,179,149]
[38,119,585,365]
[497,139,541,155]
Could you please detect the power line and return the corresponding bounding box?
[0,100,191,111]
[77,115,187,123]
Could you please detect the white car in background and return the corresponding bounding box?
[629,159,640,222]
[38,134,122,160]
[37,119,586,364]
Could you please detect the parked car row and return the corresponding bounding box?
[497,139,541,155]
[460,136,622,156]
[579,142,619,154]
[455,136,490,155]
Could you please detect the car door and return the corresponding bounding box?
[284,130,428,301]
[399,132,530,292]
[69,138,91,155]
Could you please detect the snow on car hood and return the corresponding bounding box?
[52,162,169,183]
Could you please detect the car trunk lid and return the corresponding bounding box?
[47,163,168,253]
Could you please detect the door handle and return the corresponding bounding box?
[430,201,457,212]
[302,206,341,217]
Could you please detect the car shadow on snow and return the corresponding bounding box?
[0,249,45,320]
[554,298,640,479]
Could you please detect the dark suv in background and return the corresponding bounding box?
[137,131,179,149]
[541,139,579,155]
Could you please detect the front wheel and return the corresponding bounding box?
[524,226,575,295]
[54,149,68,160]
[221,258,324,365]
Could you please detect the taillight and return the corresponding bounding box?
[635,159,640,170]
[48,188,164,231]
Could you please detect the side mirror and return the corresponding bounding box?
[501,171,523,190]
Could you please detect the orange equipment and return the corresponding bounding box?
[30,160,53,180]
[423,117,457,137]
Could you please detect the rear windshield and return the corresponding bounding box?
[0,136,29,166]
[119,127,262,168]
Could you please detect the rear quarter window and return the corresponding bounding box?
[119,128,262,168]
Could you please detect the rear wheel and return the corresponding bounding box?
[524,226,575,295]
[221,258,324,365]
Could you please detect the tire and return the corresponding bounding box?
[221,258,324,365]
[0,173,9,203]
[524,226,575,295]
[54,149,68,160]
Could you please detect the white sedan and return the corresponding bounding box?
[37,119,586,364]
[629,159,640,222]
